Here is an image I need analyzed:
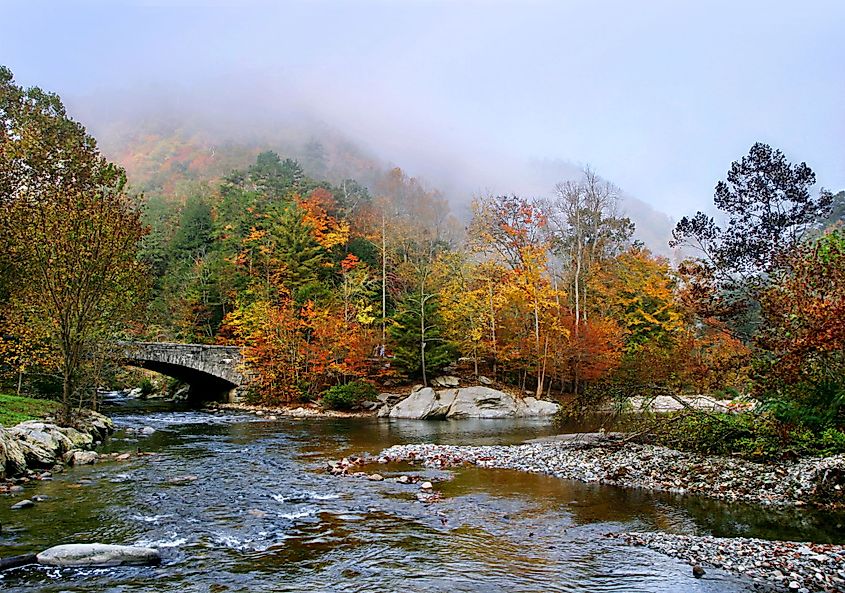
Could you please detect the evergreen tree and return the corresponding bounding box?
[271,202,325,293]
[247,151,304,198]
[171,194,214,259]
[389,290,455,384]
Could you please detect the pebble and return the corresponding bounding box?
[367,474,384,481]
[11,499,34,510]
[420,481,433,490]
[374,442,845,507]
[611,532,845,593]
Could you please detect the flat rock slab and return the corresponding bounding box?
[36,544,161,567]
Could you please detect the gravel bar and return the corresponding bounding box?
[376,441,845,507]
[612,532,845,593]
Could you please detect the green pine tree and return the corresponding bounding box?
[389,289,455,384]
[271,202,325,293]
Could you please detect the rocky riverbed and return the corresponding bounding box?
[612,532,845,593]
[373,439,845,508]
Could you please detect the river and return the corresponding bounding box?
[1,396,843,592]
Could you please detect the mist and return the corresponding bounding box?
[4,0,843,254]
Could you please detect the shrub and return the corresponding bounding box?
[138,378,156,397]
[637,410,845,461]
[320,381,377,411]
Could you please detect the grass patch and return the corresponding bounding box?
[0,392,60,427]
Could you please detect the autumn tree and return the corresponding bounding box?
[590,246,682,351]
[469,195,567,396]
[542,168,633,326]
[759,230,845,424]
[0,66,147,417]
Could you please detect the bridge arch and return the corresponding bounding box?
[121,342,245,403]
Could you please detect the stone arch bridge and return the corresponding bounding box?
[120,342,245,403]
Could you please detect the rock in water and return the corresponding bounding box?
[71,451,98,465]
[389,388,457,420]
[11,499,34,510]
[0,554,37,570]
[36,544,161,567]
[692,565,705,578]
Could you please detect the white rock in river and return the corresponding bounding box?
[447,387,520,419]
[387,386,560,419]
[389,388,457,419]
[36,543,161,567]
[520,396,560,417]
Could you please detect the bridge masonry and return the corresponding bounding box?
[121,342,248,403]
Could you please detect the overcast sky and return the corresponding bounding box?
[3,0,843,218]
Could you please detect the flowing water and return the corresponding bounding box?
[1,395,844,592]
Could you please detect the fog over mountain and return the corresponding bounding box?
[68,83,677,255]
[5,1,842,258]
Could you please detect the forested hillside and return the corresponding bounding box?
[2,65,843,460]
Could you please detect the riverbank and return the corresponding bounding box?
[611,532,845,593]
[0,410,114,487]
[372,438,845,508]
[213,401,374,418]
[0,394,60,427]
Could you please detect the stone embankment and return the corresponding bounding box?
[374,439,845,508]
[612,532,845,593]
[0,410,114,485]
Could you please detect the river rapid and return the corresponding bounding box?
[1,396,844,592]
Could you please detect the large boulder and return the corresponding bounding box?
[447,386,522,419]
[36,544,161,567]
[0,428,28,479]
[14,436,58,468]
[521,396,560,417]
[73,410,114,441]
[389,387,457,419]
[385,386,560,419]
[10,422,74,454]
[55,426,95,450]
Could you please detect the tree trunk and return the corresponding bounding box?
[536,335,548,399]
[420,293,427,387]
[381,212,387,349]
[488,282,497,379]
[62,369,72,423]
